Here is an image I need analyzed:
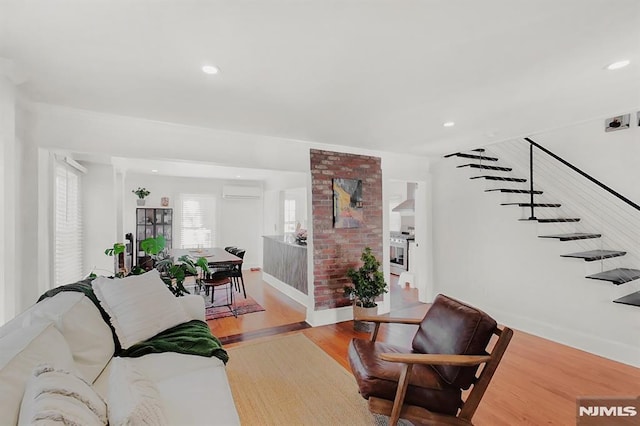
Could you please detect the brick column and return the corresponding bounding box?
[310,149,383,310]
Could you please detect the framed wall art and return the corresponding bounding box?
[333,178,363,228]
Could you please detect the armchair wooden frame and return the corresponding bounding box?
[357,315,513,426]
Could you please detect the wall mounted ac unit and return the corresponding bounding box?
[222,185,262,200]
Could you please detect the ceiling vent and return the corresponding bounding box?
[222,185,262,200]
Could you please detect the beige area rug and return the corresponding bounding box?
[225,333,376,425]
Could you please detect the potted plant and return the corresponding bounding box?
[344,247,388,332]
[104,242,126,277]
[140,235,209,296]
[132,187,150,206]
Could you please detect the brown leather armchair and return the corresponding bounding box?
[348,294,513,426]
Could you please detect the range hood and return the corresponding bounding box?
[392,183,416,214]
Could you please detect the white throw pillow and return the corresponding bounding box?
[108,357,167,426]
[18,365,108,426]
[0,323,79,425]
[93,269,190,349]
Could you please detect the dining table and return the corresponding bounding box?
[171,247,242,267]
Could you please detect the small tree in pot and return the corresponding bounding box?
[344,247,387,332]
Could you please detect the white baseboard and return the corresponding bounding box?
[489,306,640,368]
[261,272,309,307]
[260,272,391,328]
[306,305,354,327]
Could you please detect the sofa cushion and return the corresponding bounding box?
[92,353,238,426]
[30,292,114,383]
[108,357,167,426]
[155,363,240,425]
[0,292,115,384]
[411,294,497,389]
[18,365,108,426]
[93,269,190,350]
[0,322,78,425]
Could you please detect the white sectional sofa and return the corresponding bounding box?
[0,278,240,425]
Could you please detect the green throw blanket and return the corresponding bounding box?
[37,279,229,364]
[120,320,229,364]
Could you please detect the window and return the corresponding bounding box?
[54,162,83,286]
[284,199,296,233]
[180,194,216,248]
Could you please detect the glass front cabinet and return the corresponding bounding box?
[136,208,173,262]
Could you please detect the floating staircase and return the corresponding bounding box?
[446,147,640,307]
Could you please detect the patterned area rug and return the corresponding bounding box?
[201,291,265,320]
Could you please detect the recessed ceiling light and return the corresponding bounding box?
[443,121,455,128]
[202,65,220,75]
[151,169,158,173]
[606,60,630,70]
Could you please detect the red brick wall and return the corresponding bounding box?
[310,149,383,310]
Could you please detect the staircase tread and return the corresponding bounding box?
[470,176,526,182]
[539,233,601,241]
[444,153,499,161]
[561,249,627,261]
[586,268,640,285]
[457,164,512,171]
[501,203,561,207]
[485,189,543,194]
[613,290,640,307]
[536,218,581,223]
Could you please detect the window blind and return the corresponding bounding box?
[54,163,83,285]
[180,194,216,248]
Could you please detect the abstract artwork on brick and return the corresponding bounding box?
[333,178,363,228]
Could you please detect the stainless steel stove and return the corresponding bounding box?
[390,232,414,275]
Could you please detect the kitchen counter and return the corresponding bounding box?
[262,235,308,295]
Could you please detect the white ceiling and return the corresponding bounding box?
[1,0,639,157]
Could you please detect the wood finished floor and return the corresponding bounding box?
[208,271,640,425]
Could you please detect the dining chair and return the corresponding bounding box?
[228,249,246,299]
[200,269,236,317]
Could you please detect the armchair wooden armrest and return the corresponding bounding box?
[355,315,423,325]
[355,315,423,342]
[379,353,491,366]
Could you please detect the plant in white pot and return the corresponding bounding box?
[132,187,150,206]
[344,247,388,332]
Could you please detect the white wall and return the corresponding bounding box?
[82,162,117,276]
[120,173,264,269]
[0,73,17,324]
[430,114,640,367]
[263,189,282,236]
[536,114,640,202]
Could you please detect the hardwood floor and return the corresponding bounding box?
[209,271,640,425]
